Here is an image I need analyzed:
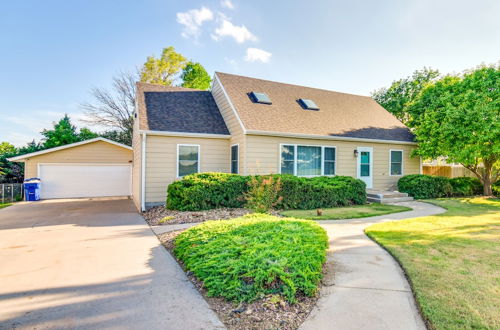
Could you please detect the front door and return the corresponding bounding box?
[357,147,373,189]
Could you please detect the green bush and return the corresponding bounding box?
[166,173,367,211]
[245,176,283,213]
[398,174,453,199]
[449,177,483,196]
[493,181,500,196]
[166,173,250,211]
[174,214,328,303]
[275,175,366,210]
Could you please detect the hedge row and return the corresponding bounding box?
[398,174,483,199]
[166,173,366,211]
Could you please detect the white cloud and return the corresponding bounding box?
[212,19,257,43]
[220,0,234,9]
[176,7,214,39]
[244,48,272,63]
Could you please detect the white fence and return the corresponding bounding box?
[0,183,24,203]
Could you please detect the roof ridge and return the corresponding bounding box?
[215,71,372,98]
[136,82,202,92]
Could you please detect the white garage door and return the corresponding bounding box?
[38,164,131,199]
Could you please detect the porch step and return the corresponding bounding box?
[366,190,414,204]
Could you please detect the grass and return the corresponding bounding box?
[174,213,328,303]
[365,197,500,329]
[280,203,412,220]
[0,203,13,209]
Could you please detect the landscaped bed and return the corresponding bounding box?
[365,197,500,329]
[280,203,411,220]
[159,213,329,329]
[143,206,251,225]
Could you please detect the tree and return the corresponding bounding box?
[41,115,97,148]
[181,61,211,90]
[0,141,43,183]
[372,68,440,126]
[0,142,15,155]
[100,130,132,146]
[140,46,188,86]
[410,64,500,195]
[81,71,136,145]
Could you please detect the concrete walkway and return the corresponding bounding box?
[0,199,224,330]
[300,201,446,330]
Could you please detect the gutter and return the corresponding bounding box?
[245,130,418,145]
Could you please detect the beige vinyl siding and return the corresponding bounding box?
[24,141,133,179]
[144,135,230,204]
[132,116,142,210]
[245,135,419,190]
[212,75,246,174]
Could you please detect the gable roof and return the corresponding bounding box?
[215,72,415,143]
[136,82,229,135]
[7,137,132,162]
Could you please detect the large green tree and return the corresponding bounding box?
[181,61,212,90]
[410,64,500,195]
[41,115,98,148]
[372,68,440,126]
[140,46,188,86]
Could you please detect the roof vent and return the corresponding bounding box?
[298,99,319,110]
[249,92,272,105]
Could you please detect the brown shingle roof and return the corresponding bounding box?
[136,82,229,135]
[216,72,414,142]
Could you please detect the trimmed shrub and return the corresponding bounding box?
[167,173,367,211]
[174,214,328,303]
[166,173,250,211]
[449,177,483,196]
[398,174,453,199]
[275,175,366,210]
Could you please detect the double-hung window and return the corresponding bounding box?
[390,150,403,176]
[177,145,199,177]
[231,145,239,174]
[280,145,336,176]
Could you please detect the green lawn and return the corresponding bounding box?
[366,198,500,329]
[280,203,412,220]
[0,203,12,209]
[174,213,328,303]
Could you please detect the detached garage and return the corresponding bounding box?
[9,138,133,199]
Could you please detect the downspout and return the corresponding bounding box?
[141,132,147,211]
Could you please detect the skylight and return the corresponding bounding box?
[249,92,272,104]
[298,99,319,110]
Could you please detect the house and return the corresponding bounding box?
[8,138,133,199]
[133,72,420,211]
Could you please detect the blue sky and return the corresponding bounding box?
[1,0,499,146]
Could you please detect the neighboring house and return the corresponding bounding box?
[133,72,420,211]
[8,138,133,199]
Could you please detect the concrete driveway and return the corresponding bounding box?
[0,198,223,329]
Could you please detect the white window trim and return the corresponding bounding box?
[231,144,239,174]
[278,144,337,177]
[389,149,404,176]
[177,144,200,178]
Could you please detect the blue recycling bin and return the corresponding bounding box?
[24,178,41,201]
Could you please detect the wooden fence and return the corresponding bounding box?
[423,165,475,178]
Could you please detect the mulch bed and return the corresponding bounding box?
[143,206,253,225]
[158,230,323,330]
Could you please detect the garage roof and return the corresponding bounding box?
[7,137,132,162]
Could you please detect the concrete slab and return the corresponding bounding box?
[0,199,224,330]
[300,201,445,330]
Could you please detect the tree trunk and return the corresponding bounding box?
[481,160,494,196]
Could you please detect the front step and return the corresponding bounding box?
[366,190,414,204]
